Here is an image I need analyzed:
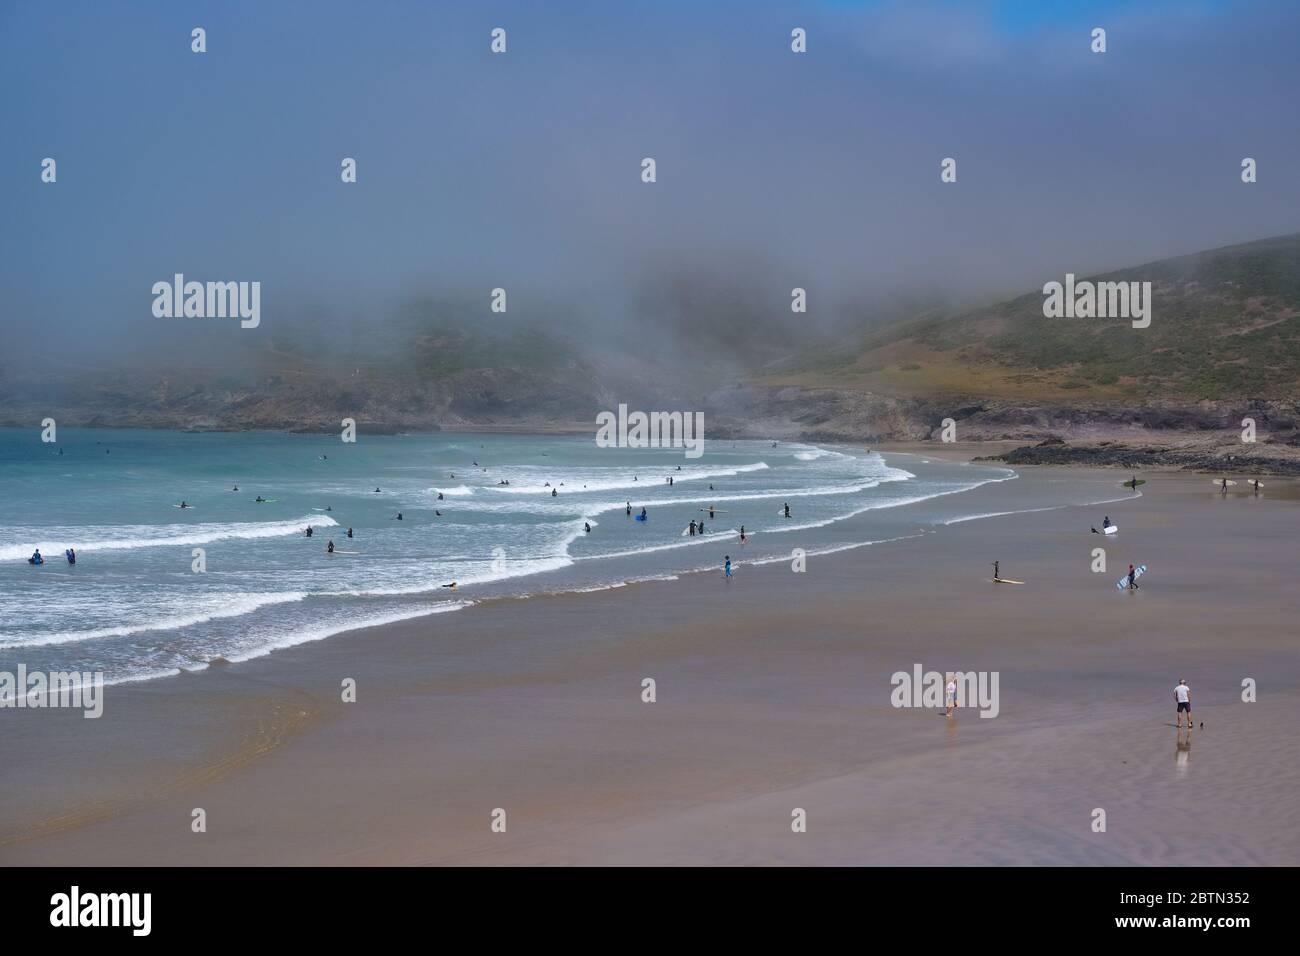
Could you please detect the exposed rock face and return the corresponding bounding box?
[699,385,1300,446]
[981,443,1300,476]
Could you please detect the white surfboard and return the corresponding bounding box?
[1116,564,1147,589]
[1213,479,1238,487]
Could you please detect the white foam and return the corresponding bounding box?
[0,515,336,560]
[222,601,473,664]
[0,592,310,649]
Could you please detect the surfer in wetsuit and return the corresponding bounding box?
[689,520,696,537]
[698,518,705,534]
[626,502,632,516]
[29,549,43,565]
[306,526,313,538]
[327,540,335,554]
[65,548,76,565]
[739,526,747,544]
[551,488,558,497]
[233,485,238,491]
[347,528,353,538]
[708,506,715,519]
[1252,479,1262,494]
[179,501,189,509]
[783,502,791,518]
[438,493,444,500]
[640,507,647,520]
[1220,478,1229,494]
[395,513,403,520]
[992,561,1000,581]
[584,522,591,534]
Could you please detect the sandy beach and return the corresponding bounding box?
[3,453,1298,866]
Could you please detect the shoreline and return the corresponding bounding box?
[4,462,1298,865]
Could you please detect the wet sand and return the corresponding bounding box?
[3,463,1298,865]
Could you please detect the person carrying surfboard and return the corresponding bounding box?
[1126,563,1139,590]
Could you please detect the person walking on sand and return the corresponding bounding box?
[992,560,1000,581]
[724,555,732,579]
[1126,563,1139,590]
[945,675,958,718]
[1174,679,1192,728]
[1220,478,1229,494]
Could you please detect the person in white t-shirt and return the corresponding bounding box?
[945,677,958,718]
[1174,679,1192,728]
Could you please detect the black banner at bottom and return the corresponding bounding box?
[0,866,1278,941]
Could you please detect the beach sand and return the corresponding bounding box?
[3,460,1298,866]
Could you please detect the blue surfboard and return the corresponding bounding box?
[1116,564,1147,590]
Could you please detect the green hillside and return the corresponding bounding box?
[767,234,1300,400]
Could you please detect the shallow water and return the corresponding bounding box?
[0,428,1125,685]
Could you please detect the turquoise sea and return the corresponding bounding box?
[0,427,1113,686]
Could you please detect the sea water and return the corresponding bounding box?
[0,428,1113,685]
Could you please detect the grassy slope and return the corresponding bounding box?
[763,234,1300,401]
